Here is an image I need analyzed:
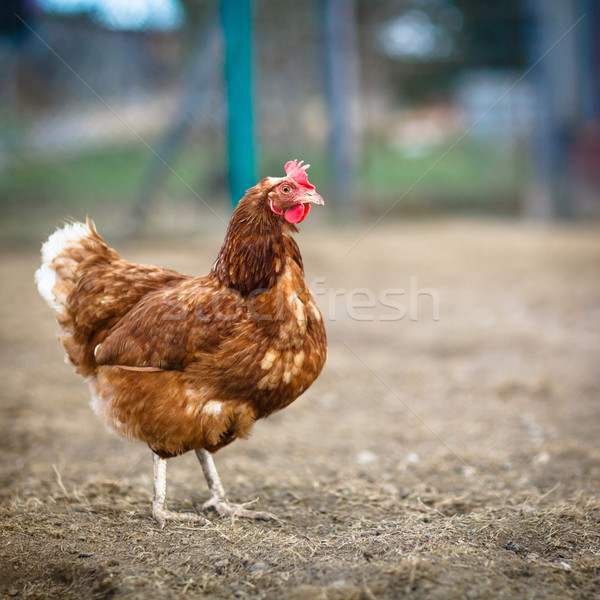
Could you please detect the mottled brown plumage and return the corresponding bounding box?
[36,164,326,525]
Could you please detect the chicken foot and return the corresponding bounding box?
[152,453,211,529]
[195,449,278,520]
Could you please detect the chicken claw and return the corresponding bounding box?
[195,449,279,521]
[202,495,278,521]
[152,506,211,530]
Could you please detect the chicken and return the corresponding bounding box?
[35,160,327,527]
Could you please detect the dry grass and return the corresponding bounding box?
[1,221,599,599]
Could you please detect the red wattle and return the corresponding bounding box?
[284,203,311,223]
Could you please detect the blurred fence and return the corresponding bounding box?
[0,0,598,241]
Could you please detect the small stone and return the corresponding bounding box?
[526,553,539,560]
[356,451,377,465]
[533,451,550,465]
[214,559,228,573]
[8,589,18,597]
[380,483,398,496]
[506,540,519,552]
[250,563,268,573]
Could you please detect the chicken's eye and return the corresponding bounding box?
[280,185,292,195]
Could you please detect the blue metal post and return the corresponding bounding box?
[221,0,256,208]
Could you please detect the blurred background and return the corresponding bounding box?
[0,0,598,243]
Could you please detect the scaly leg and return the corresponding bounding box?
[195,449,278,520]
[151,452,211,529]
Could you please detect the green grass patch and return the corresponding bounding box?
[359,138,526,213]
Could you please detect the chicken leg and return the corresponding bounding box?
[151,453,211,529]
[195,449,278,520]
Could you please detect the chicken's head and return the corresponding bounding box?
[267,160,324,224]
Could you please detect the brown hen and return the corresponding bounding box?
[35,160,327,527]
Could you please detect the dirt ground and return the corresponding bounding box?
[1,220,599,599]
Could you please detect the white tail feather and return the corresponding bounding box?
[35,221,93,311]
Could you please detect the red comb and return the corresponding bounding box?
[284,159,315,190]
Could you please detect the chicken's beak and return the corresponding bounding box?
[300,191,324,206]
